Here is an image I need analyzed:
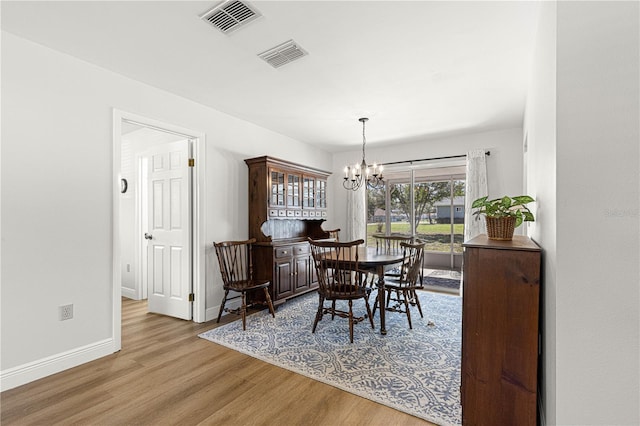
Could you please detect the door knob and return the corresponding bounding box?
[144,233,153,240]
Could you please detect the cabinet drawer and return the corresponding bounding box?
[275,246,293,259]
[293,244,310,256]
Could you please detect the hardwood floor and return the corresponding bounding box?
[1,298,435,425]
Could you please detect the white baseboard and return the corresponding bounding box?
[204,300,240,323]
[121,286,138,300]
[0,338,116,392]
[205,305,219,322]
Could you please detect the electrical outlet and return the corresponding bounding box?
[59,304,73,321]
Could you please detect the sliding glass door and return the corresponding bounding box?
[365,170,412,246]
[366,165,465,270]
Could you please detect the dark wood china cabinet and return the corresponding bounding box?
[245,156,331,305]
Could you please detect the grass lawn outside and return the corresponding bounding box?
[366,222,464,252]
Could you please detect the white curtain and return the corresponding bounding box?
[464,149,488,242]
[346,184,367,242]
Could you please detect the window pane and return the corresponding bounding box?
[413,179,466,253]
[415,180,453,252]
[453,179,465,253]
[389,182,411,236]
[366,166,465,268]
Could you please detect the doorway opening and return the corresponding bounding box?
[112,110,206,351]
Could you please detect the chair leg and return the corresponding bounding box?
[412,289,424,318]
[331,300,336,320]
[403,289,413,330]
[240,291,247,331]
[386,288,399,308]
[263,288,276,318]
[371,295,379,319]
[217,289,229,323]
[312,295,324,333]
[349,300,355,343]
[364,297,375,329]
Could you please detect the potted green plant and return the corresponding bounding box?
[471,195,535,240]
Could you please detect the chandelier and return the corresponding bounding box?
[343,117,384,191]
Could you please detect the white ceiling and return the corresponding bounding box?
[2,0,541,152]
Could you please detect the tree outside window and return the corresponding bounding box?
[390,180,465,231]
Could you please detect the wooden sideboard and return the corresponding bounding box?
[245,156,330,304]
[461,234,541,425]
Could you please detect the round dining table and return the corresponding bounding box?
[355,247,404,335]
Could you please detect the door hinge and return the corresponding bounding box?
[188,293,195,302]
[188,158,195,167]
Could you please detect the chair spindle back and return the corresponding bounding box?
[398,241,425,285]
[214,238,255,287]
[374,234,412,254]
[309,239,364,298]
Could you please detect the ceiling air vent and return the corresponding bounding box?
[258,40,308,69]
[200,1,261,34]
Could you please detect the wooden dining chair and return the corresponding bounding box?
[373,233,411,255]
[410,237,427,285]
[214,238,275,330]
[374,234,412,278]
[324,228,340,241]
[374,234,425,284]
[372,241,425,329]
[308,238,375,343]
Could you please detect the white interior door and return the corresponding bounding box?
[146,139,192,320]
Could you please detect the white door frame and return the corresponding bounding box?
[112,109,206,350]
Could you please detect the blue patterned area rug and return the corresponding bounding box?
[199,291,462,426]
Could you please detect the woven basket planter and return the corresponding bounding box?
[485,216,516,241]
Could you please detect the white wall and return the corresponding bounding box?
[329,128,525,237]
[524,2,557,423]
[555,2,639,424]
[0,32,331,388]
[526,2,640,424]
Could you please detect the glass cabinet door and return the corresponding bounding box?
[316,179,327,208]
[287,174,301,208]
[270,170,285,207]
[303,177,315,208]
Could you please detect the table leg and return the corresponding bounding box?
[377,266,386,335]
